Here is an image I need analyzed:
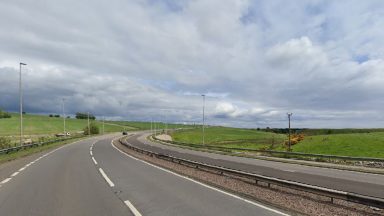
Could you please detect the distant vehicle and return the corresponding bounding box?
[122,131,128,135]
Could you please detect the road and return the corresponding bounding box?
[128,132,384,199]
[0,134,287,216]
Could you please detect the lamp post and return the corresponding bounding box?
[202,94,205,145]
[19,62,27,146]
[154,120,157,136]
[87,112,90,136]
[287,113,293,151]
[102,116,105,135]
[62,98,66,136]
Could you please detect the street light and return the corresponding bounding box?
[201,94,205,145]
[287,113,293,151]
[62,98,66,136]
[87,112,90,136]
[19,62,27,146]
[102,116,105,135]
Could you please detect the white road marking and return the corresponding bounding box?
[0,137,98,188]
[99,168,115,187]
[111,140,289,216]
[92,157,98,165]
[1,178,12,184]
[124,200,143,216]
[90,150,93,156]
[283,170,296,172]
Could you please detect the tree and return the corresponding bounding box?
[0,109,11,119]
[83,122,99,135]
[76,112,96,120]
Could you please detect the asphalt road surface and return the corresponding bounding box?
[0,134,287,216]
[127,132,384,199]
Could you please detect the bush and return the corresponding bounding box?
[49,114,53,117]
[83,123,99,135]
[0,137,11,149]
[54,114,60,118]
[0,109,11,119]
[76,112,96,120]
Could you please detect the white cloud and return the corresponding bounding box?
[266,37,328,70]
[1,0,384,128]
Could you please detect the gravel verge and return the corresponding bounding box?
[114,139,384,216]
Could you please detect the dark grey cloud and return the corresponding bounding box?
[1,0,384,128]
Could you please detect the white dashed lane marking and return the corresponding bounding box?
[1,178,12,184]
[111,139,289,216]
[92,157,98,165]
[11,172,19,177]
[124,200,143,216]
[99,168,115,187]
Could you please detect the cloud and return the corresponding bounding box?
[1,0,384,128]
[266,37,328,70]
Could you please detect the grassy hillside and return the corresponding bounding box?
[0,113,125,136]
[289,132,384,158]
[110,121,191,130]
[171,127,286,150]
[171,127,384,158]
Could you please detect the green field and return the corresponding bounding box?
[3,113,384,158]
[290,132,384,158]
[110,121,192,130]
[0,113,125,136]
[171,127,286,150]
[171,127,384,158]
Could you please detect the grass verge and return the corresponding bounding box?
[0,136,87,165]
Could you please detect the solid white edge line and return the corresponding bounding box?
[0,137,97,188]
[1,178,12,184]
[99,168,115,187]
[124,200,143,216]
[92,157,98,165]
[111,139,289,216]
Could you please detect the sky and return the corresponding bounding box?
[1,0,384,128]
